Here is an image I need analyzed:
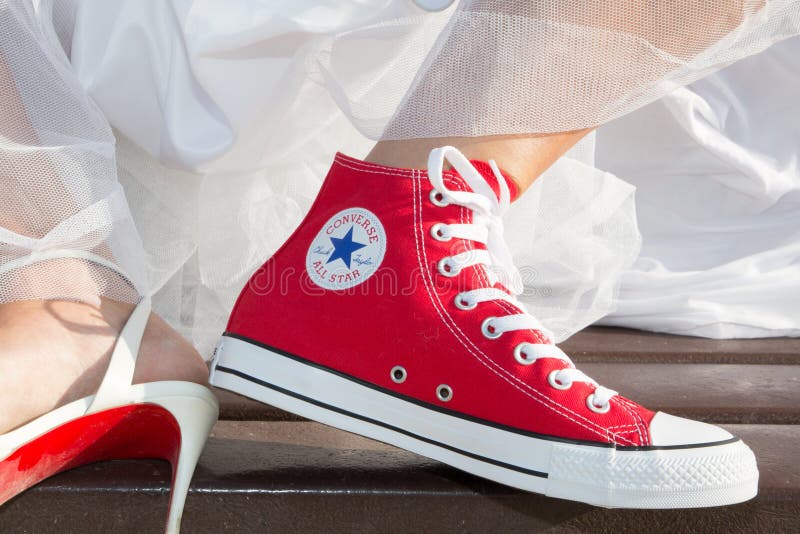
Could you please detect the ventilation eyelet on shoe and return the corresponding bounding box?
[430,223,452,242]
[429,189,450,207]
[481,317,502,339]
[391,366,407,384]
[454,293,477,310]
[586,393,611,414]
[437,257,459,277]
[436,384,453,402]
[513,343,536,366]
[547,370,572,390]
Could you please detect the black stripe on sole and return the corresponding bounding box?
[214,364,550,479]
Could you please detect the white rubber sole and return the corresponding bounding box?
[210,335,759,509]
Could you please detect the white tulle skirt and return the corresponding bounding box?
[1,0,798,357]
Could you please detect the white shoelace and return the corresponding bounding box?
[427,146,618,413]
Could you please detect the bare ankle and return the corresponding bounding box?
[366,129,594,195]
[0,298,208,434]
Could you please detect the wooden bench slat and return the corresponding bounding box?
[584,363,800,424]
[563,326,800,364]
[2,422,796,533]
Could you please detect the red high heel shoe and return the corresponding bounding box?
[0,250,218,533]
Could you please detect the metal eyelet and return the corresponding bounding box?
[436,384,453,402]
[454,293,477,310]
[481,317,502,339]
[429,189,450,207]
[430,223,452,242]
[586,393,611,414]
[547,370,572,390]
[391,366,407,384]
[513,343,536,366]
[437,257,459,277]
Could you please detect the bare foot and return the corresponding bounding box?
[0,298,210,434]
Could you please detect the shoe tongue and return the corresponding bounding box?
[466,160,520,202]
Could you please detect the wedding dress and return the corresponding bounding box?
[1,0,798,356]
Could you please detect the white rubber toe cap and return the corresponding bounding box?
[649,412,734,447]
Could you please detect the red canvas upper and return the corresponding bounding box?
[227,153,655,447]
[469,160,519,202]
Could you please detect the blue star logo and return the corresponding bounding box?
[327,226,367,269]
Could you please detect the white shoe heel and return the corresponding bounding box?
[157,391,219,534]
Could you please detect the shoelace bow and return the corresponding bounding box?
[426,146,618,412]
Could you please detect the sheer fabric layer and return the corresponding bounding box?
[0,0,144,307]
[352,0,800,138]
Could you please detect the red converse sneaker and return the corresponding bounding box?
[210,147,758,508]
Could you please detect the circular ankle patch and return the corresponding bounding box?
[306,207,387,290]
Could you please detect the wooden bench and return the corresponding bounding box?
[2,327,798,532]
